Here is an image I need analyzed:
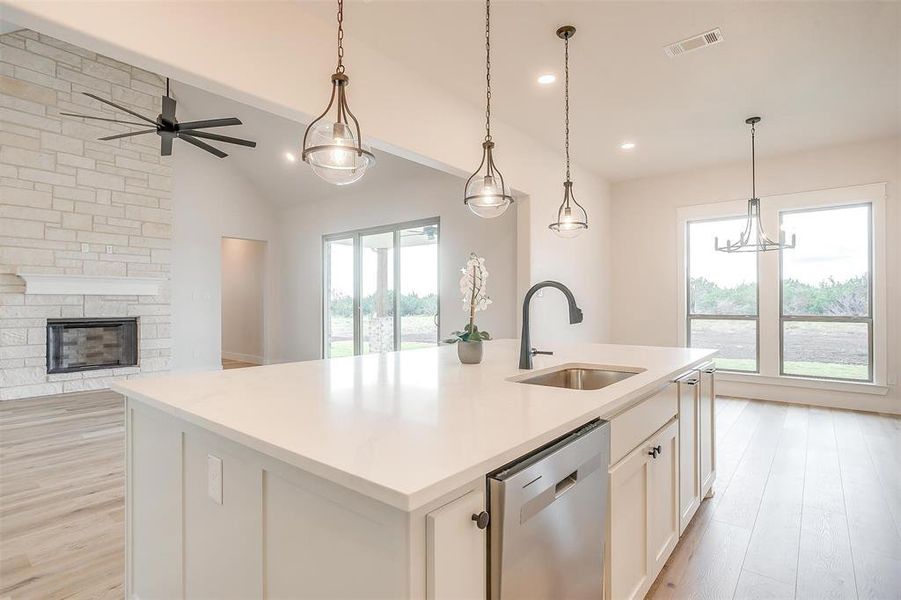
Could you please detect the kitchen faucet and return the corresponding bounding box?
[519,281,583,369]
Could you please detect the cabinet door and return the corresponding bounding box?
[608,443,651,600]
[677,375,700,534]
[426,488,486,600]
[648,419,679,576]
[698,365,716,498]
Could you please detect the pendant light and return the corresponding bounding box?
[463,0,514,218]
[301,0,374,185]
[549,26,588,238]
[715,117,796,252]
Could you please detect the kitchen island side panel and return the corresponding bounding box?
[127,399,411,599]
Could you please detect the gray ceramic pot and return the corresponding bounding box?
[457,339,483,364]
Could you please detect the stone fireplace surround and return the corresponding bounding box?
[0,30,172,400]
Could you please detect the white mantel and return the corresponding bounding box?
[18,273,163,296]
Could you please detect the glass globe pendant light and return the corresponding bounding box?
[301,0,374,185]
[549,26,588,238]
[715,117,796,252]
[463,0,514,218]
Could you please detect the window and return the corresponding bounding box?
[687,218,759,372]
[679,183,884,387]
[323,219,439,358]
[780,204,872,381]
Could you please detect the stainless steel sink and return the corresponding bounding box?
[516,367,638,391]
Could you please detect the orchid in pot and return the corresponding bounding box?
[446,253,492,364]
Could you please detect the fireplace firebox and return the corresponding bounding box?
[46,318,139,374]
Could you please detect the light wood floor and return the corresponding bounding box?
[0,389,124,600]
[647,397,901,600]
[1,392,899,599]
[221,357,258,370]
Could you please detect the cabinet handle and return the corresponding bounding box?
[471,511,490,529]
[654,445,662,456]
[648,445,662,459]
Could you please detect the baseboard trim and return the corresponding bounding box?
[717,380,900,415]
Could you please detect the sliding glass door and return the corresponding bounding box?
[323,218,439,358]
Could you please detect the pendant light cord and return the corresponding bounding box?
[564,34,571,183]
[750,120,756,199]
[336,0,346,74]
[484,0,492,142]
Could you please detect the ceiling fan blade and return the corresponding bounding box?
[161,95,177,124]
[181,130,256,148]
[82,92,158,126]
[98,129,157,141]
[178,133,227,158]
[60,112,152,127]
[176,117,242,130]
[161,135,173,156]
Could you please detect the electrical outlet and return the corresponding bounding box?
[105,245,113,254]
[207,454,222,505]
[80,243,89,253]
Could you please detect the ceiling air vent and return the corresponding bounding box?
[664,28,723,57]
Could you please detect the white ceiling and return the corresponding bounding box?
[301,1,901,182]
[171,81,455,206]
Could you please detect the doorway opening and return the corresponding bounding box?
[221,237,267,369]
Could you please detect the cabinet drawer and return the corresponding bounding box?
[609,383,678,464]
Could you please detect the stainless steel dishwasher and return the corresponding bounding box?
[488,419,610,600]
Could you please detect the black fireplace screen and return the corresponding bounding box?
[46,318,138,374]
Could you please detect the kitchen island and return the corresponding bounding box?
[114,339,716,600]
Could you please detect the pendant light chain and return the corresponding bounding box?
[484,0,492,142]
[750,119,756,198]
[336,0,346,73]
[564,34,571,183]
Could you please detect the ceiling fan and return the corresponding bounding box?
[60,79,257,158]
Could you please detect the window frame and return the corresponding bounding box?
[321,217,441,359]
[685,215,761,374]
[778,203,874,382]
[676,182,887,390]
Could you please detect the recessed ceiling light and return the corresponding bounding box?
[620,142,636,150]
[284,152,296,162]
[537,74,556,85]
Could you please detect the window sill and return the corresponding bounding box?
[717,371,889,396]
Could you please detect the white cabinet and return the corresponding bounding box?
[648,419,679,575]
[608,419,679,600]
[676,373,701,534]
[698,363,716,498]
[609,439,650,600]
[426,488,487,600]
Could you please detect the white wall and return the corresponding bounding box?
[274,162,518,362]
[171,148,281,371]
[5,1,614,348]
[221,237,266,363]
[610,136,900,414]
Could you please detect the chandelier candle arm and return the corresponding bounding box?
[714,117,796,252]
[301,0,375,186]
[463,0,514,218]
[549,25,589,238]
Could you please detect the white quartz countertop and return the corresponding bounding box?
[113,340,715,511]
